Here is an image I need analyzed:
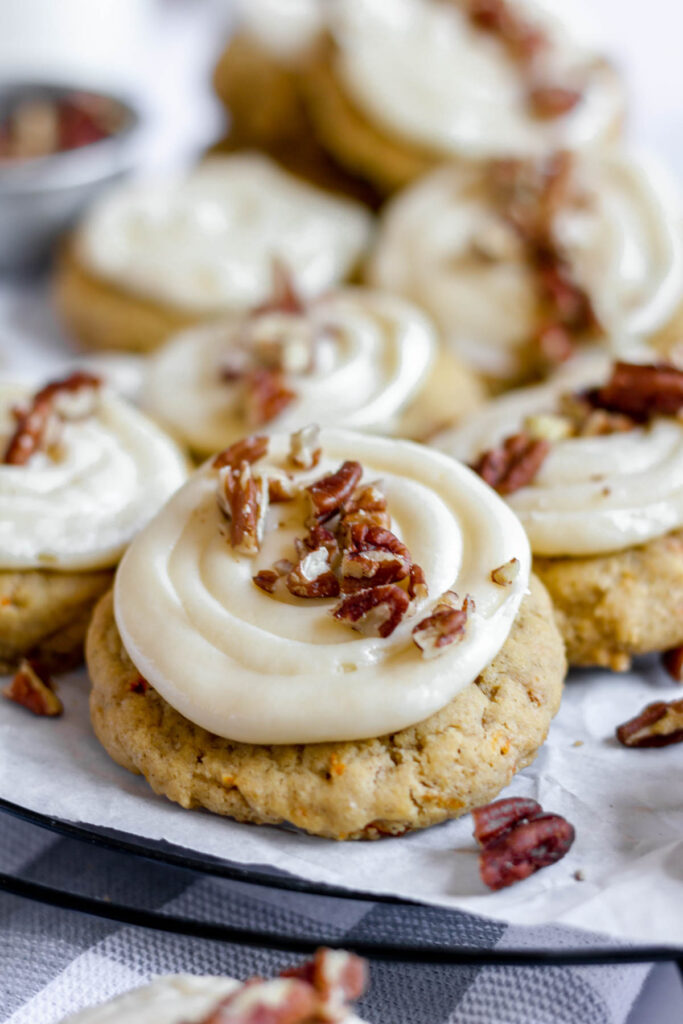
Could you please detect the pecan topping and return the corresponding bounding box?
[587,361,683,422]
[616,698,683,748]
[302,522,340,564]
[286,548,341,598]
[2,370,101,465]
[473,797,575,890]
[288,423,321,471]
[243,368,296,427]
[472,432,549,494]
[412,593,473,658]
[213,435,269,470]
[218,462,268,556]
[491,557,520,586]
[267,469,297,503]
[339,482,391,535]
[662,646,683,683]
[252,257,307,317]
[2,659,63,716]
[341,524,412,588]
[306,460,362,521]
[281,949,368,1015]
[253,569,279,594]
[529,85,582,119]
[333,584,410,638]
[407,563,428,601]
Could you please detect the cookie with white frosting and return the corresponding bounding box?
[54,154,373,354]
[0,372,187,672]
[299,0,624,195]
[142,279,483,457]
[61,950,368,1023]
[369,149,683,386]
[435,358,683,668]
[86,427,564,839]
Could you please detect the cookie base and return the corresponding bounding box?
[86,576,564,840]
[534,529,683,670]
[1,567,114,674]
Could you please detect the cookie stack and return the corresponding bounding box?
[3,0,681,860]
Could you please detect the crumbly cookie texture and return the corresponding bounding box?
[534,529,683,671]
[0,568,113,673]
[87,576,564,840]
[53,241,197,354]
[212,34,382,207]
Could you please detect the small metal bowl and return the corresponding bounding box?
[0,81,141,273]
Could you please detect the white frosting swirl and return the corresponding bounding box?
[77,155,373,315]
[435,360,683,556]
[143,289,436,455]
[115,430,530,744]
[0,382,187,571]
[236,0,326,59]
[62,974,367,1024]
[331,0,623,159]
[370,150,683,378]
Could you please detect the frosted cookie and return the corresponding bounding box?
[142,276,484,457]
[300,0,624,195]
[369,150,683,387]
[0,372,187,672]
[87,428,564,839]
[436,359,683,669]
[61,950,367,1023]
[53,154,373,353]
[212,2,379,205]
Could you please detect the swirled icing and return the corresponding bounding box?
[330,0,622,159]
[370,151,683,378]
[77,155,373,315]
[114,430,530,744]
[435,361,683,556]
[0,381,187,571]
[143,289,436,454]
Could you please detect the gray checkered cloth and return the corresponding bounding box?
[0,815,651,1024]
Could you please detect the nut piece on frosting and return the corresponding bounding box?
[2,370,101,466]
[412,592,474,658]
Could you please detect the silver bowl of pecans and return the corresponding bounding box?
[0,81,140,273]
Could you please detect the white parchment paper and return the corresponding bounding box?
[0,281,682,949]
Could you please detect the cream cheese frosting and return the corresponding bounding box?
[114,429,530,745]
[369,150,683,378]
[61,976,365,1024]
[435,360,683,556]
[236,0,326,60]
[0,380,187,571]
[76,155,373,315]
[330,0,623,159]
[142,288,436,455]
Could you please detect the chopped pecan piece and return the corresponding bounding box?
[288,424,321,470]
[491,557,520,586]
[341,524,412,587]
[3,370,101,466]
[253,569,279,594]
[2,659,62,716]
[333,584,410,638]
[662,646,683,683]
[200,978,317,1024]
[479,813,575,890]
[412,593,474,658]
[407,563,428,601]
[281,949,368,1015]
[243,368,296,427]
[588,361,683,422]
[252,257,307,316]
[472,432,549,494]
[616,698,683,748]
[306,460,362,521]
[218,462,268,556]
[472,796,542,846]
[529,85,581,118]
[286,548,340,598]
[213,435,268,470]
[339,482,391,536]
[267,469,297,503]
[302,522,340,565]
[246,311,316,375]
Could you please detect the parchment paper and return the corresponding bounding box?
[0,281,681,949]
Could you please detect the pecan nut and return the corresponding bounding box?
[412,593,473,658]
[616,698,683,748]
[472,432,549,494]
[213,435,269,470]
[2,659,63,716]
[529,85,581,119]
[333,584,410,638]
[472,796,542,846]
[479,813,575,890]
[490,557,520,586]
[218,462,268,556]
[286,548,340,598]
[306,461,362,521]
[288,424,321,471]
[588,361,683,421]
[282,949,368,1013]
[341,524,411,587]
[3,370,101,466]
[662,646,683,683]
[253,569,279,594]
[243,368,296,427]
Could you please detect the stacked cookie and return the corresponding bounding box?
[3,0,680,859]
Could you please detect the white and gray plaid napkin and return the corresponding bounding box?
[0,814,653,1024]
